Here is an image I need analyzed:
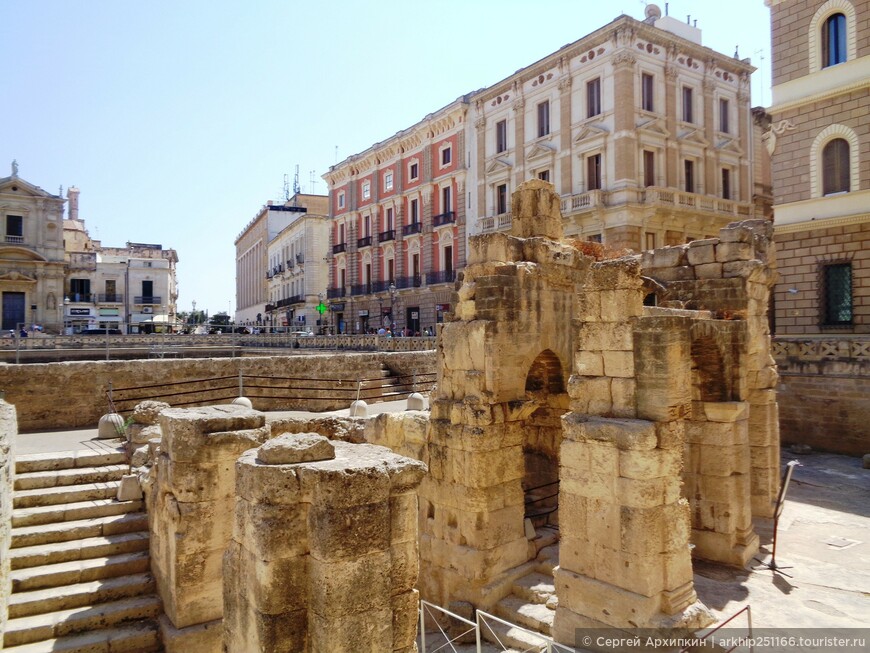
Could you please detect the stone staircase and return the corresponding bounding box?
[482,530,561,652]
[3,448,162,652]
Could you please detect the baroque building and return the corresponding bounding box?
[234,193,329,329]
[0,163,66,332]
[63,187,179,333]
[323,5,764,333]
[766,0,869,334]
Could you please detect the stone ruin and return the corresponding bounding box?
[0,179,780,651]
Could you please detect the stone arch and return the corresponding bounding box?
[810,124,860,198]
[525,348,565,396]
[808,0,857,74]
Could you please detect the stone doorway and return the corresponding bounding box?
[522,349,568,544]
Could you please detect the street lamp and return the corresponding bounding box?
[389,283,397,333]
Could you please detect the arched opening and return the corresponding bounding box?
[522,350,568,550]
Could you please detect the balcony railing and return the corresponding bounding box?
[357,236,372,248]
[477,212,513,234]
[395,275,423,289]
[378,229,395,243]
[327,287,346,299]
[67,293,93,303]
[134,296,162,305]
[402,222,422,236]
[96,294,124,303]
[432,211,455,227]
[351,283,374,296]
[333,243,347,254]
[426,270,456,285]
[371,280,393,293]
[5,234,24,245]
[560,189,606,214]
[275,295,305,309]
[641,187,753,217]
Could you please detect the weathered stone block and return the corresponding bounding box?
[715,241,754,263]
[603,350,634,378]
[686,241,717,265]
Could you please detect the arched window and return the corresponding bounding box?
[823,13,847,67]
[822,138,850,195]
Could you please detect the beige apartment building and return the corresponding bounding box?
[0,164,66,332]
[63,187,179,333]
[766,0,869,334]
[324,5,766,334]
[234,194,329,328]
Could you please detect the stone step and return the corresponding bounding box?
[15,449,127,474]
[10,531,150,570]
[14,465,128,491]
[1,623,160,653]
[11,512,148,549]
[480,608,554,652]
[12,498,144,528]
[9,572,156,618]
[11,550,151,592]
[512,572,557,605]
[13,482,121,509]
[494,595,555,637]
[536,542,560,576]
[2,595,162,648]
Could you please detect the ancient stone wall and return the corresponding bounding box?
[0,351,435,432]
[223,434,426,653]
[0,400,15,642]
[149,405,270,651]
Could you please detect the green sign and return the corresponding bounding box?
[316,303,328,315]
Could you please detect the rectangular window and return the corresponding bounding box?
[442,186,452,213]
[496,184,508,215]
[409,162,419,180]
[444,245,453,273]
[537,100,550,137]
[587,153,602,191]
[721,168,731,200]
[719,98,730,133]
[70,278,91,297]
[684,159,695,193]
[822,263,852,325]
[363,214,371,237]
[337,193,345,209]
[496,119,507,153]
[141,280,153,299]
[537,170,550,183]
[339,223,346,244]
[682,86,694,123]
[387,259,395,283]
[645,232,656,250]
[441,147,452,166]
[384,171,393,191]
[643,150,655,187]
[6,215,23,240]
[362,181,371,200]
[410,198,419,223]
[386,207,394,230]
[412,253,420,278]
[642,73,654,112]
[587,78,601,118]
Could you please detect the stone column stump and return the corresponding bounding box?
[223,433,427,653]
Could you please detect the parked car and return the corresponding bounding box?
[80,328,123,335]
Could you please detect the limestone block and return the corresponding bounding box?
[610,378,637,418]
[392,590,420,650]
[228,542,308,614]
[510,178,563,240]
[702,401,749,423]
[130,444,150,468]
[602,350,634,378]
[695,262,724,279]
[390,492,419,544]
[164,459,238,502]
[441,320,489,373]
[390,539,420,594]
[715,241,753,263]
[223,591,307,653]
[655,421,685,450]
[649,266,695,282]
[117,474,143,501]
[309,609,393,653]
[576,322,634,351]
[452,445,524,489]
[560,468,617,501]
[686,240,717,265]
[567,376,612,415]
[467,233,525,266]
[698,443,750,477]
[160,404,267,463]
[723,260,763,278]
[651,246,687,268]
[575,289,601,321]
[618,448,681,480]
[234,499,309,560]
[159,615,223,653]
[574,351,603,376]
[563,414,657,451]
[308,501,391,561]
[686,420,746,447]
[235,458,304,506]
[616,476,671,509]
[585,497,621,550]
[133,400,171,425]
[259,433,335,465]
[561,439,591,471]
[309,551,391,617]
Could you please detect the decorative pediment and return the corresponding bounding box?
[677,127,708,146]
[573,123,609,144]
[485,158,513,174]
[0,270,38,283]
[716,137,744,155]
[636,116,670,138]
[526,142,556,162]
[0,175,61,199]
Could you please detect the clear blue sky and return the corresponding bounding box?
[1,1,771,316]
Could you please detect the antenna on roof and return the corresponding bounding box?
[282,174,290,201]
[293,165,301,196]
[310,170,318,194]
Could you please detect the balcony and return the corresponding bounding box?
[66,293,94,303]
[333,243,347,254]
[357,235,372,249]
[265,303,276,312]
[426,270,456,285]
[296,253,304,264]
[327,287,346,299]
[402,222,422,237]
[378,229,395,243]
[68,252,97,271]
[5,234,24,245]
[276,295,305,308]
[477,212,513,234]
[134,296,162,305]
[432,211,455,227]
[371,280,392,293]
[560,189,606,214]
[395,275,423,289]
[640,187,753,217]
[96,293,124,303]
[351,283,375,296]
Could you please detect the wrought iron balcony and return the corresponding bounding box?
[378,229,395,243]
[327,287,346,299]
[95,294,124,303]
[402,222,422,236]
[357,235,372,248]
[395,275,423,289]
[133,296,162,305]
[67,293,94,303]
[426,270,456,285]
[432,211,455,227]
[332,243,347,254]
[371,280,392,293]
[351,283,375,296]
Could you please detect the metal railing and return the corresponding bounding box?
[402,222,422,236]
[133,296,162,305]
[433,211,455,227]
[378,229,395,242]
[477,610,574,652]
[357,235,372,248]
[426,270,456,285]
[419,600,477,653]
[332,242,347,254]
